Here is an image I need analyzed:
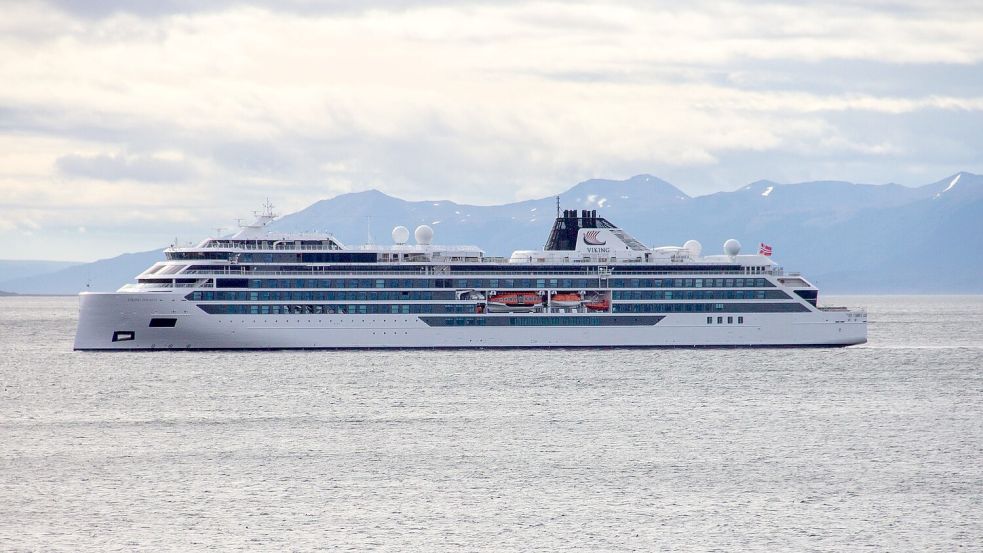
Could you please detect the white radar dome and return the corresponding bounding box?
[724,239,741,257]
[414,224,434,245]
[683,239,702,257]
[391,226,409,244]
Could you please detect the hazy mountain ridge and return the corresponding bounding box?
[3,172,980,294]
[0,249,165,295]
[0,260,84,282]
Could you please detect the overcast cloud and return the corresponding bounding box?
[1,0,982,260]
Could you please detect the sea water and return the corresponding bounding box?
[0,295,981,551]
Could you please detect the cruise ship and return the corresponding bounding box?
[74,205,867,349]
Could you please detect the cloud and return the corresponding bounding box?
[0,0,981,260]
[38,0,454,20]
[55,152,196,182]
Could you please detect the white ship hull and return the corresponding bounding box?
[73,206,868,350]
[74,291,867,350]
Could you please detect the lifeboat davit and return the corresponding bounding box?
[487,292,543,313]
[550,292,582,308]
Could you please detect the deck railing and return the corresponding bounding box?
[178,267,772,277]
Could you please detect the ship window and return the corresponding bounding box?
[738,316,744,324]
[706,317,712,324]
[149,318,177,328]
[727,316,733,324]
[112,330,135,341]
[717,317,723,324]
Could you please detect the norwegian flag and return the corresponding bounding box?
[759,242,773,256]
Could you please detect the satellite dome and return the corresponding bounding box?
[683,239,702,257]
[391,226,409,245]
[414,224,434,245]
[724,239,741,257]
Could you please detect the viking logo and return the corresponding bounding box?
[583,230,606,246]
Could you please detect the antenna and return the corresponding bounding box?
[365,216,374,245]
[214,227,225,237]
[556,196,560,218]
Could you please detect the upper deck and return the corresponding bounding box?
[129,204,789,291]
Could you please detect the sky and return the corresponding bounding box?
[1,0,982,261]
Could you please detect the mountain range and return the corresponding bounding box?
[2,171,981,294]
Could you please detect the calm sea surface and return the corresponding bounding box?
[1,295,981,551]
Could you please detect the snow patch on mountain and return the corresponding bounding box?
[935,174,961,199]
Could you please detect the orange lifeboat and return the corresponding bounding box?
[487,292,543,313]
[550,292,582,309]
[584,298,610,312]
